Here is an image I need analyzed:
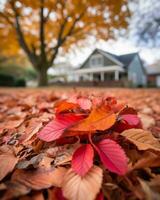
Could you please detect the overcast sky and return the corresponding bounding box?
[64,0,160,67]
[63,38,160,67]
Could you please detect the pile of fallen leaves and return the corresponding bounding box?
[0,89,160,200]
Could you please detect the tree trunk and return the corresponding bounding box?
[38,67,48,86]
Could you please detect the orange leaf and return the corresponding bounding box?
[55,100,79,113]
[62,165,103,200]
[65,106,116,136]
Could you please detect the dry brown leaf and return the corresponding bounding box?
[0,118,24,130]
[62,165,103,200]
[2,181,30,200]
[19,191,44,200]
[12,167,67,190]
[0,145,19,181]
[139,178,160,200]
[138,113,155,129]
[54,155,72,166]
[22,118,43,142]
[16,154,44,169]
[132,152,160,170]
[121,129,160,152]
[140,107,153,115]
[149,176,160,193]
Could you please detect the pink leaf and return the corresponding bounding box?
[37,114,84,142]
[115,110,142,132]
[68,96,92,110]
[95,139,128,175]
[121,114,140,126]
[72,144,94,176]
[77,98,92,110]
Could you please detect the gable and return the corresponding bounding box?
[81,49,122,69]
[130,54,146,74]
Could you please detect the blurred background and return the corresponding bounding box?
[0,0,160,87]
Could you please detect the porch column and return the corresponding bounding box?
[89,73,93,81]
[100,72,104,82]
[115,71,119,81]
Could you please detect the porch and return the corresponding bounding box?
[69,65,125,82]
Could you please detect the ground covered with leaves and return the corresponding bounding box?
[0,88,160,200]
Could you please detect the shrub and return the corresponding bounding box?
[0,73,26,87]
[0,73,16,86]
[15,78,26,87]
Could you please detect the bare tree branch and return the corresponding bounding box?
[9,1,38,67]
[49,10,85,65]
[39,0,46,65]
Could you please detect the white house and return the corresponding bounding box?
[49,49,148,87]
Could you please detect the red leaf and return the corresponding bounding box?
[49,188,66,200]
[37,114,85,142]
[95,139,128,175]
[114,107,142,132]
[72,144,94,176]
[119,107,137,115]
[115,114,142,132]
[96,191,104,200]
[55,188,66,200]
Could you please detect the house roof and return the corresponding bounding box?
[80,48,139,69]
[118,53,138,67]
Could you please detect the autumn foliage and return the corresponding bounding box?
[0,0,130,86]
[0,89,160,200]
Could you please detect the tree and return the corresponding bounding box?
[0,0,130,86]
[131,0,160,47]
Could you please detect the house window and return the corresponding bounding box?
[90,54,103,67]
